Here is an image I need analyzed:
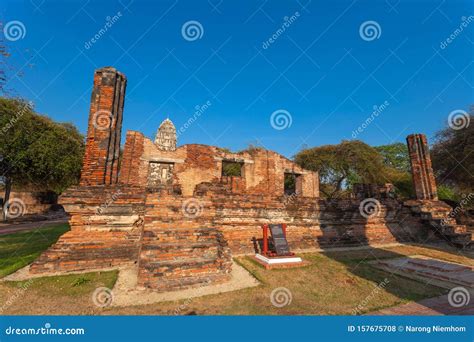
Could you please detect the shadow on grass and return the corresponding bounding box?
[0,223,69,278]
[315,202,462,315]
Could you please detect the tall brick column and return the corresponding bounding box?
[406,134,438,200]
[80,67,127,186]
[119,131,145,186]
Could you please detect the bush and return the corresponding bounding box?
[437,184,459,202]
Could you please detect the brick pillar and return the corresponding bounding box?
[80,67,127,186]
[406,134,438,200]
[118,131,145,186]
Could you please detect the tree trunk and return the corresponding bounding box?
[2,177,12,221]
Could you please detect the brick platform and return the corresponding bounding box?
[137,191,232,291]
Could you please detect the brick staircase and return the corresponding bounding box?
[405,200,473,249]
[137,191,232,291]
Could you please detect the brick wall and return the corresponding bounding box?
[123,137,319,198]
[207,194,435,254]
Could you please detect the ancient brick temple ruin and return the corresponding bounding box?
[29,67,472,292]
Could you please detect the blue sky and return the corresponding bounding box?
[2,0,473,157]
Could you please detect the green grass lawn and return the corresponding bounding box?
[0,224,70,278]
[5,270,118,297]
[0,224,118,313]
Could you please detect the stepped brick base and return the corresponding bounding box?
[137,192,232,291]
[138,239,232,291]
[404,200,473,249]
[30,185,145,274]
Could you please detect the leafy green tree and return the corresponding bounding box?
[294,140,389,198]
[0,97,84,219]
[431,109,474,200]
[374,143,415,198]
[375,143,410,172]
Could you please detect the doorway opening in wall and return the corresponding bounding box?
[284,173,302,196]
[222,160,243,177]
